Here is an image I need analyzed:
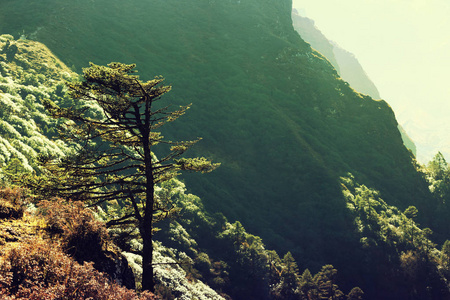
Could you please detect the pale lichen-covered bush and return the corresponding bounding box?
[167,221,198,255]
[18,82,51,99]
[123,252,143,285]
[0,36,77,177]
[25,134,66,157]
[154,243,224,300]
[10,139,37,158]
[9,115,38,136]
[0,90,23,110]
[0,120,21,139]
[123,240,225,300]
[0,139,11,165]
[0,34,14,42]
[0,79,18,95]
[0,137,33,172]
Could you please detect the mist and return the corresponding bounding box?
[293,0,450,162]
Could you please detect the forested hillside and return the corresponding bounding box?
[0,35,72,177]
[0,0,449,299]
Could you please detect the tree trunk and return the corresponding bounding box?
[141,214,155,292]
[141,129,155,292]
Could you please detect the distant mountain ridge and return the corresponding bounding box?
[291,9,417,156]
[291,10,341,74]
[331,41,381,99]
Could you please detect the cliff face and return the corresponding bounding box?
[291,9,341,74]
[331,43,381,99]
[291,9,417,156]
[291,10,379,99]
[0,0,433,294]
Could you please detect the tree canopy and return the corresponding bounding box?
[30,62,219,292]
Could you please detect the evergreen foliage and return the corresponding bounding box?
[347,287,364,300]
[27,62,219,292]
[423,152,450,242]
[150,178,359,300]
[341,174,449,299]
[441,240,450,278]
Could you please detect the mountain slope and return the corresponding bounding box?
[331,42,381,99]
[291,9,379,99]
[0,0,439,297]
[0,34,73,178]
[290,10,417,156]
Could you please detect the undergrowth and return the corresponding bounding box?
[37,199,110,263]
[0,188,158,299]
[0,238,156,299]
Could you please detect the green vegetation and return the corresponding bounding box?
[149,178,361,299]
[290,10,417,156]
[0,178,360,299]
[0,35,73,181]
[421,152,450,246]
[341,174,449,299]
[0,3,433,274]
[27,62,218,292]
[0,1,448,299]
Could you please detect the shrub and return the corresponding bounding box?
[36,199,139,289]
[0,187,26,219]
[0,238,157,299]
[37,199,110,263]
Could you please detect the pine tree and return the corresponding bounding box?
[347,287,364,300]
[279,252,300,299]
[32,62,219,292]
[314,265,344,300]
[427,152,448,180]
[299,269,318,299]
[441,240,450,278]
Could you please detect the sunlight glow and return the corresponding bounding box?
[292,0,450,162]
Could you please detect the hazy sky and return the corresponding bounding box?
[292,0,450,162]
